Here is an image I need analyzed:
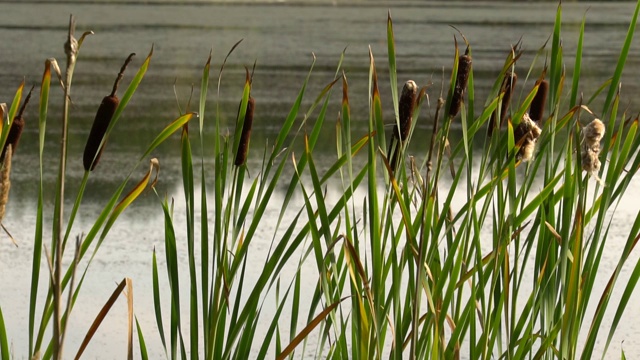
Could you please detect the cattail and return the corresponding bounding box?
[83,53,135,171]
[234,96,256,166]
[529,79,548,124]
[1,85,34,162]
[449,53,472,118]
[582,118,605,177]
[514,113,542,162]
[388,80,418,170]
[488,71,517,136]
[0,145,12,223]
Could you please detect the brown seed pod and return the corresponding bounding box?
[488,71,517,136]
[234,96,256,166]
[83,53,135,171]
[449,54,472,118]
[1,85,34,162]
[388,80,418,170]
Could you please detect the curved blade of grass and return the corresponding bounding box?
[73,278,133,360]
[277,297,350,360]
[30,58,54,356]
[139,113,195,161]
[387,11,399,122]
[135,317,149,360]
[151,248,168,356]
[0,305,8,360]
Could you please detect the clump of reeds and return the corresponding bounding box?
[448,49,472,118]
[83,53,135,171]
[514,113,542,162]
[1,85,34,162]
[582,118,605,177]
[388,79,418,170]
[489,71,517,136]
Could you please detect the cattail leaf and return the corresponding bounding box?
[0,81,24,151]
[387,11,399,123]
[0,305,9,360]
[277,297,349,360]
[151,248,168,355]
[135,317,149,360]
[369,48,385,152]
[108,159,159,231]
[139,113,195,161]
[199,51,211,137]
[107,46,153,141]
[73,278,133,360]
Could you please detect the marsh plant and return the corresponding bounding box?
[2,2,640,360]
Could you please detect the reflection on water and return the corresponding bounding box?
[1,1,640,358]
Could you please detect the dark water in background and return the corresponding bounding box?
[0,1,639,358]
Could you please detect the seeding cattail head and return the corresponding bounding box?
[394,80,418,142]
[83,53,135,171]
[582,118,605,176]
[449,53,472,118]
[529,79,548,123]
[1,85,34,162]
[514,113,542,162]
[234,96,256,166]
[489,71,517,136]
[583,118,605,145]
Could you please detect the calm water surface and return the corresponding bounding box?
[0,1,639,358]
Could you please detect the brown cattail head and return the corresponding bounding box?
[388,80,418,170]
[489,71,517,136]
[83,53,135,171]
[582,118,605,176]
[449,54,472,118]
[514,113,542,162]
[394,80,418,141]
[234,96,256,166]
[1,85,34,162]
[83,95,119,171]
[529,79,548,123]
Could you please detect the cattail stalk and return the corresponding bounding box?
[234,96,255,166]
[388,80,418,170]
[449,53,472,118]
[83,53,135,171]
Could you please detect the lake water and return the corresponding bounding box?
[1,1,640,358]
